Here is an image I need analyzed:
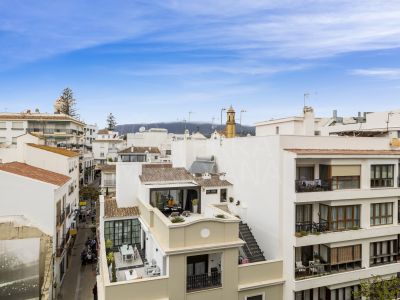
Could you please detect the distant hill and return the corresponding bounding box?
[115,122,255,137]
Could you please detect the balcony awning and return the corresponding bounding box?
[331,165,361,177]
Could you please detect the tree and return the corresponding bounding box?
[54,88,78,117]
[353,275,400,300]
[107,113,117,131]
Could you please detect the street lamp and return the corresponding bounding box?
[220,108,226,127]
[240,109,247,135]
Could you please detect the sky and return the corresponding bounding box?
[0,0,400,128]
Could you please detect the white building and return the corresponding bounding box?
[0,111,85,149]
[93,129,125,164]
[84,123,98,150]
[126,128,173,160]
[172,133,400,299]
[255,106,330,137]
[97,164,116,195]
[0,161,74,297]
[319,109,400,139]
[0,133,80,209]
[118,146,162,163]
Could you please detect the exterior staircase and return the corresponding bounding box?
[239,222,265,263]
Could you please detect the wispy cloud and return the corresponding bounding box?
[350,68,400,79]
[1,0,400,68]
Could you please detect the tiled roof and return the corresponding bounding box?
[0,113,84,125]
[27,143,79,157]
[194,175,232,187]
[104,198,140,218]
[96,164,116,173]
[0,162,71,186]
[97,129,109,134]
[119,146,160,154]
[140,164,194,183]
[285,149,400,155]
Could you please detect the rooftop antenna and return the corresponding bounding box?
[303,92,310,108]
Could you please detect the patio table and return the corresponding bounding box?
[120,245,135,262]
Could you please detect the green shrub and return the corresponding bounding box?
[171,216,185,223]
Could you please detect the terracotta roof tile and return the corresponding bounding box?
[27,143,79,157]
[285,149,400,155]
[0,162,71,186]
[140,165,194,183]
[194,175,232,187]
[96,164,116,173]
[104,198,140,218]
[97,129,109,134]
[119,146,160,154]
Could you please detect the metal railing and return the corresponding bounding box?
[295,177,360,193]
[295,260,362,280]
[187,272,221,292]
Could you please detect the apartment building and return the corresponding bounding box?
[93,129,125,164]
[0,162,74,298]
[171,133,400,299]
[96,162,284,300]
[126,127,172,159]
[84,123,98,150]
[0,111,85,148]
[118,146,161,163]
[97,164,116,195]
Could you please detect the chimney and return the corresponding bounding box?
[358,112,361,117]
[333,110,337,119]
[202,172,211,179]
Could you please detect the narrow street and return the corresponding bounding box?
[58,223,97,300]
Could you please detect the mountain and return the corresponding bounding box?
[115,122,255,136]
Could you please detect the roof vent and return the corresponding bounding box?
[202,172,211,179]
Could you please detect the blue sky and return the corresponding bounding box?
[0,0,400,127]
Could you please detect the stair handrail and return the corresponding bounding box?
[239,228,254,258]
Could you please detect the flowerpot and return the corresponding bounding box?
[192,205,198,213]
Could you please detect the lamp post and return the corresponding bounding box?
[240,109,247,136]
[220,108,226,128]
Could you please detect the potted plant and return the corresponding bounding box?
[229,197,234,203]
[192,199,199,213]
[105,239,113,254]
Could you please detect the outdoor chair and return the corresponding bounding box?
[296,261,306,273]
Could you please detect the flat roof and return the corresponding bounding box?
[0,162,71,186]
[96,164,116,173]
[27,143,79,157]
[285,149,400,155]
[0,112,85,126]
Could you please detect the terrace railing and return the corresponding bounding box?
[187,272,221,292]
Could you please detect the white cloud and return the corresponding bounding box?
[350,68,400,79]
[1,0,400,67]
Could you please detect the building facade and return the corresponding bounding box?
[93,129,125,164]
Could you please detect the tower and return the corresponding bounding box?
[225,105,236,138]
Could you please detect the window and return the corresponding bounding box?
[0,122,6,129]
[104,219,141,248]
[275,126,279,134]
[331,176,360,190]
[319,205,360,231]
[100,152,104,158]
[11,137,17,145]
[371,165,394,187]
[206,189,218,194]
[11,121,23,130]
[370,203,393,226]
[296,166,314,181]
[186,253,222,292]
[246,295,264,300]
[370,240,398,266]
[295,290,313,300]
[330,244,362,266]
[166,150,172,155]
[0,137,6,143]
[220,188,227,202]
[296,204,312,232]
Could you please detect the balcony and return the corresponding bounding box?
[103,180,116,187]
[186,272,221,292]
[295,177,360,193]
[295,244,362,280]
